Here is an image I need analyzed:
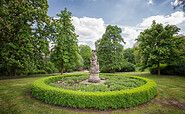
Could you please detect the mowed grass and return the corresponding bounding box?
[0,72,185,114]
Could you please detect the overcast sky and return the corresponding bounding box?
[48,0,185,49]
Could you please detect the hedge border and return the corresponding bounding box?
[31,73,157,110]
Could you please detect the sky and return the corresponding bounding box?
[47,0,185,49]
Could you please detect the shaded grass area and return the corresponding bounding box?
[0,72,185,113]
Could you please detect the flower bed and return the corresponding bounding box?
[31,73,157,110]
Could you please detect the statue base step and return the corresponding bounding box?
[88,74,100,83]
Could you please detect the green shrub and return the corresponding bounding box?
[53,68,59,73]
[45,67,52,74]
[28,69,38,75]
[45,61,58,73]
[149,64,167,74]
[31,73,157,110]
[37,70,47,74]
[117,62,135,72]
[150,63,185,76]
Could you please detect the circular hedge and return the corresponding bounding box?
[31,73,157,110]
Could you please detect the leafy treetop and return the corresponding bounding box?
[50,8,79,74]
[95,25,125,73]
[136,20,180,75]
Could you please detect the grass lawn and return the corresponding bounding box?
[0,72,185,114]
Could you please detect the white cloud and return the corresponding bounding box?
[121,26,144,48]
[72,16,105,44]
[78,42,87,46]
[63,11,185,49]
[121,11,185,48]
[147,0,153,5]
[139,11,185,27]
[171,0,184,7]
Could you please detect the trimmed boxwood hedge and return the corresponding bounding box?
[31,73,157,110]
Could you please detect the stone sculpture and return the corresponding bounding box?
[88,50,100,83]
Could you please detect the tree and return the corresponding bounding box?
[50,8,78,75]
[79,45,92,70]
[123,48,135,64]
[136,20,180,75]
[133,49,142,66]
[95,25,125,73]
[0,0,50,76]
[172,0,185,12]
[76,53,84,71]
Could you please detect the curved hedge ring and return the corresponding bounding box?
[31,73,157,110]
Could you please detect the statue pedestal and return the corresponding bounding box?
[88,74,100,83]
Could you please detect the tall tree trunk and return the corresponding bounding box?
[10,66,15,76]
[157,62,160,76]
[61,60,63,75]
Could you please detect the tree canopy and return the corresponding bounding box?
[79,45,92,70]
[50,8,79,74]
[0,0,50,76]
[136,20,180,75]
[95,25,125,73]
[123,48,135,64]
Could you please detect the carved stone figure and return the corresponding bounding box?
[88,50,100,83]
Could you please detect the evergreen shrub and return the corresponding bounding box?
[117,62,135,72]
[45,62,59,74]
[37,70,47,74]
[31,73,157,110]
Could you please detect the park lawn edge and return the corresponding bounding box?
[31,73,158,110]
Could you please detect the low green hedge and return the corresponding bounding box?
[31,73,157,110]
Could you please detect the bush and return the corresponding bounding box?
[117,62,135,72]
[149,64,167,74]
[45,67,52,74]
[37,70,47,74]
[28,69,38,75]
[31,73,157,110]
[45,62,58,74]
[28,69,47,75]
[150,64,185,76]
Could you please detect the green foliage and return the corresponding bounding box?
[123,48,135,64]
[164,64,185,76]
[31,73,157,109]
[44,67,52,74]
[95,25,126,73]
[133,48,142,66]
[50,8,78,74]
[149,64,168,74]
[45,61,58,74]
[79,45,92,70]
[0,0,50,76]
[150,59,185,76]
[75,53,84,71]
[116,62,136,72]
[28,69,47,75]
[136,20,180,75]
[37,70,47,74]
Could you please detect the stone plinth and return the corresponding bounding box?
[88,74,100,83]
[80,79,105,85]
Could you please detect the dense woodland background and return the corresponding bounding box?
[0,0,185,76]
